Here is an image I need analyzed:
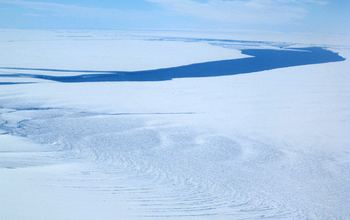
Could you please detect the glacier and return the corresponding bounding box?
[0,29,349,219]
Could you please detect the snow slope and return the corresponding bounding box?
[0,29,349,219]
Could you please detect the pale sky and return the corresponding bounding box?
[0,0,349,35]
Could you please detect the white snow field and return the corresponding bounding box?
[0,29,349,219]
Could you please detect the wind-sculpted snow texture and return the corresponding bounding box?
[0,47,345,82]
[0,31,350,219]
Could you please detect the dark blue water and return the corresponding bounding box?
[0,47,345,83]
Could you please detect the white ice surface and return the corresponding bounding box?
[0,30,349,220]
[0,29,249,73]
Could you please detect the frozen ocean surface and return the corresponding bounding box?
[0,30,350,220]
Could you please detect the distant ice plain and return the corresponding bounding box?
[0,29,349,219]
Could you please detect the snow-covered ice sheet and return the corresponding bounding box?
[0,29,349,219]
[0,29,250,73]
